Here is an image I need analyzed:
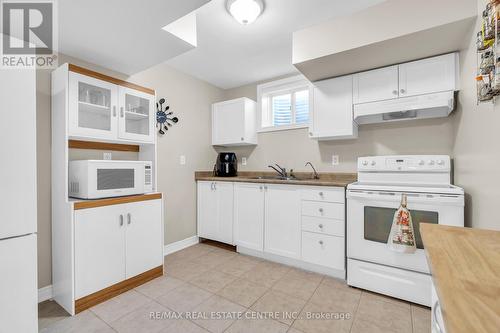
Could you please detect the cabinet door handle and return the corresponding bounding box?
[318,192,324,197]
[120,106,124,117]
[400,89,406,94]
[127,213,131,225]
[318,224,324,229]
[214,182,217,190]
[392,90,398,95]
[259,186,263,191]
[241,137,244,141]
[264,186,268,191]
[119,214,124,226]
[113,106,117,117]
[433,301,443,333]
[319,208,324,213]
[318,240,324,245]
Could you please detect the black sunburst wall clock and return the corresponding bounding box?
[156,98,179,135]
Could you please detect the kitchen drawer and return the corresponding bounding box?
[301,201,344,219]
[302,216,344,237]
[301,231,344,270]
[300,188,345,203]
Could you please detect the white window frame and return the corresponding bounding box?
[257,75,313,133]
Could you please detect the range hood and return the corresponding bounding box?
[353,91,455,125]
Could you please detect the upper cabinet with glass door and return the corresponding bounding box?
[118,87,154,143]
[68,71,155,144]
[69,72,119,140]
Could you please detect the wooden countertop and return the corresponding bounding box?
[195,171,357,187]
[420,224,500,333]
[72,192,162,210]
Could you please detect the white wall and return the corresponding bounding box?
[452,0,500,230]
[129,63,224,245]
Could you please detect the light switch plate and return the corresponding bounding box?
[103,152,112,160]
[180,155,186,165]
[332,155,339,166]
[241,157,247,166]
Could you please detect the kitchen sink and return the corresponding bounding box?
[246,176,312,181]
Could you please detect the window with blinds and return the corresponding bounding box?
[258,75,312,131]
[270,89,309,127]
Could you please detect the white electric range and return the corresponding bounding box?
[346,155,464,306]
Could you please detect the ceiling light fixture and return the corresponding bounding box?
[226,0,264,25]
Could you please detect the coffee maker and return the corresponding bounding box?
[215,152,237,177]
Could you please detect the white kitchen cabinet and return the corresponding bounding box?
[118,86,155,143]
[353,65,399,104]
[399,53,458,98]
[74,198,163,299]
[353,53,459,105]
[310,75,357,140]
[124,200,163,278]
[197,181,347,278]
[68,70,155,144]
[212,98,257,146]
[301,231,345,270]
[0,234,37,333]
[264,184,301,259]
[75,204,126,299]
[234,183,265,251]
[197,181,234,244]
[69,72,119,140]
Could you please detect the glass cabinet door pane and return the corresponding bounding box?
[363,206,438,249]
[124,93,150,136]
[78,82,112,131]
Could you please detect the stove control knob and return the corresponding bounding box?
[418,160,425,166]
[428,160,435,166]
[437,159,445,166]
[362,160,368,166]
[370,160,376,166]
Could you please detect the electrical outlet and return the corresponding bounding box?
[241,157,247,166]
[180,155,186,165]
[103,152,112,160]
[332,155,339,166]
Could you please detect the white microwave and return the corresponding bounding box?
[69,160,153,199]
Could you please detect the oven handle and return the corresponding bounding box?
[347,190,464,205]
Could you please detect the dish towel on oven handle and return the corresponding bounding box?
[387,193,417,254]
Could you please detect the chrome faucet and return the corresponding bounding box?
[305,162,319,179]
[268,164,288,178]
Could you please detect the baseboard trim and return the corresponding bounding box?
[38,284,53,303]
[163,236,199,256]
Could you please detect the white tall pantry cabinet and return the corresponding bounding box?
[52,63,163,315]
[0,62,38,333]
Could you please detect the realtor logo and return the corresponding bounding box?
[1,0,57,68]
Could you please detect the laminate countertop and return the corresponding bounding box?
[420,224,500,333]
[195,171,357,187]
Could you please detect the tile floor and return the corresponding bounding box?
[38,242,431,333]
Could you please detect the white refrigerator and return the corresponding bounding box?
[0,64,38,331]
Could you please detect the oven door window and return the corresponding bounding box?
[364,206,438,249]
[97,169,134,190]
